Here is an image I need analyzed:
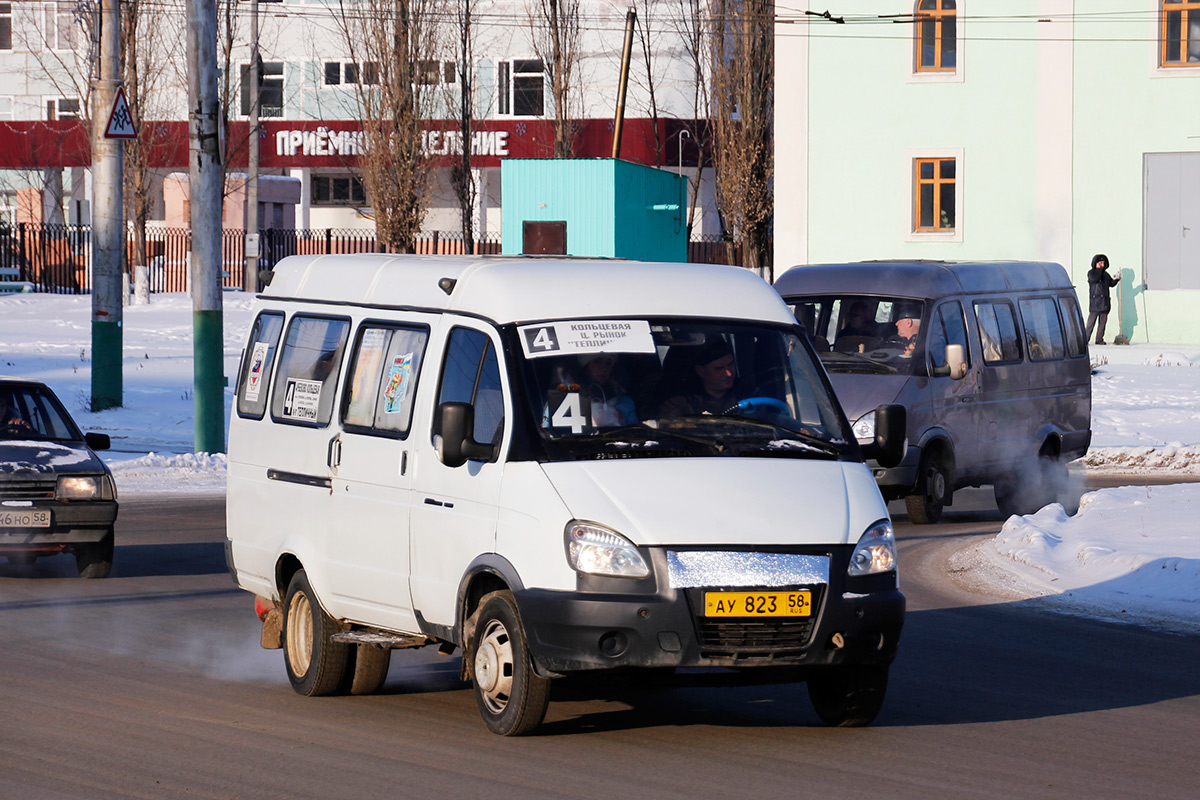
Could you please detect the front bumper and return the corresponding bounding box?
[0,500,118,552]
[515,546,904,675]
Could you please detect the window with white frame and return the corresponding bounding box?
[311,175,366,206]
[241,61,284,117]
[1162,0,1200,67]
[44,2,77,51]
[914,0,956,73]
[417,60,457,86]
[498,59,544,116]
[0,96,12,120]
[45,97,80,120]
[1,3,13,51]
[323,61,380,86]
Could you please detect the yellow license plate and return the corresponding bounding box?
[704,591,812,617]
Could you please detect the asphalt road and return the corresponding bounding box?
[1,484,1198,800]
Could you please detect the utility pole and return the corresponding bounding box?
[186,0,226,454]
[90,0,123,411]
[243,0,260,293]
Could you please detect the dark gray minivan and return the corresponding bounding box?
[775,261,1091,523]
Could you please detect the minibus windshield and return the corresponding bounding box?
[516,319,856,461]
[788,295,928,376]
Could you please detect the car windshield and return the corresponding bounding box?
[788,294,928,376]
[516,318,855,461]
[0,384,84,442]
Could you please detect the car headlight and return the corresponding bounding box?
[848,520,897,576]
[852,411,875,443]
[565,522,650,578]
[56,475,116,501]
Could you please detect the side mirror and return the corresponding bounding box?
[85,432,110,451]
[930,343,968,380]
[865,403,907,469]
[435,401,496,468]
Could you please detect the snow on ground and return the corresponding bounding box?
[2,292,1200,632]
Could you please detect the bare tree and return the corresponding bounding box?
[708,0,772,276]
[333,0,438,251]
[671,0,713,239]
[448,0,479,252]
[530,0,582,158]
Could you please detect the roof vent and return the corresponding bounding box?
[438,277,456,295]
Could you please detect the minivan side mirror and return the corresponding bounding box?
[863,403,907,469]
[435,401,497,468]
[930,343,968,381]
[85,432,110,451]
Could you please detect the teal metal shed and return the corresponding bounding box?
[501,158,687,262]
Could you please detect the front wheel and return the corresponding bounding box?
[905,449,949,524]
[471,591,550,736]
[807,664,890,727]
[75,530,114,579]
[283,570,348,697]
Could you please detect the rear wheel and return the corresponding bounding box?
[471,591,550,736]
[75,530,114,579]
[283,570,348,696]
[905,449,949,524]
[807,664,890,727]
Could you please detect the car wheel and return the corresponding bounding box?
[341,644,391,696]
[904,449,949,524]
[471,591,550,736]
[283,570,348,697]
[75,530,114,579]
[807,664,890,727]
[6,552,38,567]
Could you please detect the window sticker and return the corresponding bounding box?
[546,389,591,434]
[244,341,270,403]
[519,320,656,359]
[383,353,414,413]
[282,377,322,421]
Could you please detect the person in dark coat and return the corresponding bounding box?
[1085,253,1120,345]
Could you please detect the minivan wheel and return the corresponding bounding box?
[471,591,550,736]
[283,570,348,697]
[75,530,114,579]
[905,450,948,524]
[807,664,890,727]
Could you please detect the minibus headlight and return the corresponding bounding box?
[848,520,897,576]
[852,411,875,443]
[565,522,650,579]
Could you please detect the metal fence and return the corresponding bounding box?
[0,223,745,294]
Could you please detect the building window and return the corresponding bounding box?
[311,175,366,206]
[1,3,13,51]
[241,61,284,117]
[416,60,457,86]
[915,0,956,72]
[323,62,379,86]
[45,97,80,120]
[498,59,544,116]
[1162,0,1200,67]
[0,96,12,121]
[914,157,956,232]
[44,1,77,51]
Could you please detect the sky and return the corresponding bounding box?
[2,292,1199,634]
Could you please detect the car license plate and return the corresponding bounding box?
[704,591,812,617]
[0,509,51,528]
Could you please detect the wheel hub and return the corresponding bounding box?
[475,641,499,693]
[931,469,946,499]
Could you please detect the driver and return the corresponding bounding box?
[659,339,743,417]
[883,303,922,358]
[0,390,33,435]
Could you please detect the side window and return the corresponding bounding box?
[1018,297,1066,361]
[928,300,970,369]
[974,301,1022,364]
[270,315,351,426]
[342,324,429,436]
[236,311,285,419]
[437,327,505,446]
[1058,295,1087,357]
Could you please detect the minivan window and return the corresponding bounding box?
[790,294,927,376]
[517,318,855,462]
[927,301,971,370]
[1018,297,1066,361]
[342,324,428,436]
[974,301,1022,363]
[438,327,505,446]
[270,315,351,426]
[236,311,284,419]
[1058,295,1086,357]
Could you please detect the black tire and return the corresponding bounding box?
[282,570,348,697]
[807,664,890,727]
[341,644,391,696]
[904,449,949,524]
[6,552,38,567]
[75,530,114,579]
[470,591,551,736]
